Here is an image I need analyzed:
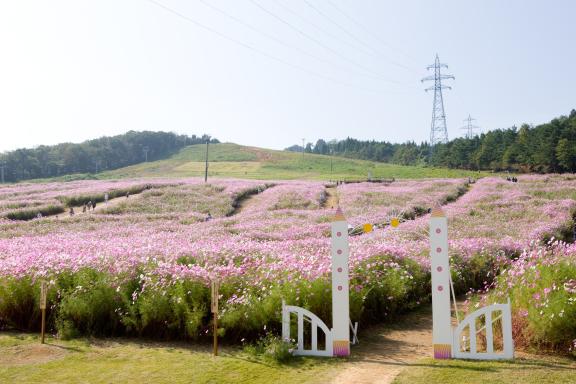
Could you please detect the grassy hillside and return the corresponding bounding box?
[96,143,491,180]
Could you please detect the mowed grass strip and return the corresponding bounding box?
[0,334,339,384]
[97,143,493,181]
[393,356,576,384]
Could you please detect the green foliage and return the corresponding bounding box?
[2,131,217,182]
[476,255,576,354]
[0,251,496,343]
[556,138,576,171]
[55,269,124,339]
[57,183,174,207]
[123,279,209,339]
[228,183,275,215]
[356,256,430,323]
[101,143,487,181]
[0,277,42,331]
[450,252,502,293]
[4,204,65,221]
[297,109,576,173]
[244,333,297,363]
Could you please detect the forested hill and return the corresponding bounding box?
[290,109,576,173]
[0,131,217,182]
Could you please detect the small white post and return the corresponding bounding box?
[430,207,452,359]
[331,208,350,356]
[282,300,289,341]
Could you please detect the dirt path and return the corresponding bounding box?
[50,193,142,220]
[331,308,434,384]
[332,303,466,384]
[324,186,339,209]
[232,185,276,215]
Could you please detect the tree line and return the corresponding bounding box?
[288,109,576,173]
[0,131,218,182]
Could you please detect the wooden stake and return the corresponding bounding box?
[211,279,219,356]
[41,308,46,344]
[213,311,218,356]
[40,281,47,344]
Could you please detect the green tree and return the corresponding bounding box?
[556,139,576,172]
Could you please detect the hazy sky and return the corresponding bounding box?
[0,0,574,152]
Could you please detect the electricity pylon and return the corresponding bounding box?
[422,54,454,149]
[461,115,480,139]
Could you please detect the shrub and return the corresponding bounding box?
[122,279,209,339]
[0,277,42,331]
[471,245,576,354]
[56,184,175,207]
[55,269,125,339]
[4,204,65,221]
[244,333,296,363]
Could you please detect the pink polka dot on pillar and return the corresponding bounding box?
[436,247,442,253]
[436,228,441,234]
[337,267,343,272]
[437,285,444,291]
[338,286,343,291]
[337,232,342,237]
[337,249,342,255]
[436,266,443,272]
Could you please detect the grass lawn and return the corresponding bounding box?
[93,143,493,181]
[393,355,576,384]
[2,334,575,383]
[0,333,339,384]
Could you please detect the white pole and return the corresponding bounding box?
[430,207,453,359]
[331,208,350,356]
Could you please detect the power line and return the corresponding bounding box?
[274,0,420,83]
[274,0,380,59]
[144,0,395,94]
[326,0,420,67]
[196,0,408,83]
[249,0,406,86]
[302,0,381,57]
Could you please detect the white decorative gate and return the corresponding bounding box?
[452,300,514,360]
[280,208,352,357]
[282,301,334,357]
[430,207,515,360]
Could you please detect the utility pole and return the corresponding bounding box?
[460,114,480,139]
[143,146,149,162]
[0,161,5,184]
[0,157,6,183]
[422,54,454,153]
[204,139,209,183]
[330,147,334,177]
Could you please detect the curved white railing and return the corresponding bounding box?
[452,299,514,360]
[282,301,334,357]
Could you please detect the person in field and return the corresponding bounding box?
[82,204,86,213]
[205,212,212,222]
[36,212,42,219]
[104,193,109,205]
[69,207,75,216]
[126,191,130,199]
[92,201,97,210]
[87,200,92,211]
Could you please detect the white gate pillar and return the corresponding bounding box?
[331,208,350,356]
[429,207,453,359]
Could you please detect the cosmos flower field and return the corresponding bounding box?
[0,175,574,352]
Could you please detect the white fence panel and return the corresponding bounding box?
[282,301,333,357]
[452,300,514,360]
